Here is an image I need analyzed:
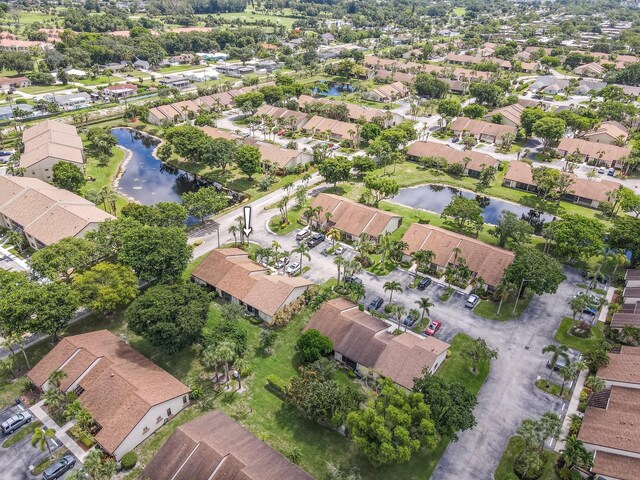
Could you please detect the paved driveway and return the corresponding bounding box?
[0,405,79,480]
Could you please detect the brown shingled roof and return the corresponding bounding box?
[141,410,314,480]
[592,451,640,480]
[597,347,640,386]
[407,141,498,172]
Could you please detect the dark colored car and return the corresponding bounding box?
[583,305,598,316]
[344,276,363,285]
[1,411,32,434]
[43,454,75,480]
[425,320,442,336]
[403,315,419,328]
[367,296,384,311]
[547,355,569,371]
[307,233,326,248]
[417,277,432,290]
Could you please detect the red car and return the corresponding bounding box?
[276,129,286,135]
[425,320,442,336]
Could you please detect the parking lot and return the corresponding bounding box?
[0,405,78,480]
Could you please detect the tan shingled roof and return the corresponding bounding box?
[451,117,517,139]
[401,223,515,287]
[192,249,313,316]
[592,451,640,480]
[597,348,640,385]
[305,299,449,389]
[310,193,400,239]
[28,330,190,455]
[23,131,83,153]
[141,410,314,480]
[407,141,498,172]
[557,137,630,163]
[22,120,77,142]
[20,142,84,168]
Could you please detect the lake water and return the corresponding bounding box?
[392,184,555,226]
[113,128,200,206]
[313,81,354,96]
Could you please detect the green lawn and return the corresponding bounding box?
[268,204,307,235]
[453,7,467,15]
[437,333,491,395]
[535,378,571,401]
[475,290,534,321]
[82,143,129,213]
[157,64,207,74]
[19,85,69,95]
[215,11,298,28]
[554,317,605,352]
[495,436,560,480]
[77,76,123,86]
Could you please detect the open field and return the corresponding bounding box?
[212,11,298,28]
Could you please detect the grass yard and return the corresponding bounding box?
[453,7,467,15]
[157,64,207,74]
[19,85,69,95]
[214,11,298,28]
[535,378,571,401]
[268,204,307,235]
[82,143,129,213]
[77,76,123,86]
[554,317,605,352]
[475,290,534,321]
[495,436,560,480]
[2,420,42,448]
[437,333,491,395]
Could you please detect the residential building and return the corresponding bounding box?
[20,120,84,182]
[305,298,449,389]
[0,176,114,250]
[0,38,50,51]
[102,83,138,100]
[159,75,190,89]
[0,76,31,92]
[450,117,517,144]
[556,138,631,168]
[406,141,499,177]
[583,121,628,146]
[483,103,527,128]
[255,104,309,129]
[0,104,33,120]
[309,193,402,241]
[191,248,314,323]
[574,62,606,77]
[363,81,409,103]
[401,223,515,290]
[185,68,220,82]
[503,161,618,209]
[28,330,190,460]
[141,410,314,480]
[42,92,91,110]
[301,115,360,143]
[297,94,403,126]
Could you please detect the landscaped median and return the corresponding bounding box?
[475,290,534,321]
[2,420,42,448]
[554,317,605,352]
[495,436,560,480]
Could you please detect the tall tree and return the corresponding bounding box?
[442,196,484,233]
[503,247,565,297]
[72,262,138,313]
[181,188,228,223]
[52,161,86,193]
[490,211,533,248]
[464,337,498,373]
[29,237,98,282]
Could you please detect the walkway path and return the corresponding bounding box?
[31,400,88,462]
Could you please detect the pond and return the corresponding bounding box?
[392,184,555,227]
[113,127,201,206]
[313,81,354,97]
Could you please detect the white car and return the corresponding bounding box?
[334,246,346,255]
[286,262,301,275]
[465,294,480,308]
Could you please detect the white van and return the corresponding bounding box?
[295,227,311,241]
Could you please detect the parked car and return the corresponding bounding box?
[451,137,460,143]
[532,94,543,99]
[608,168,615,176]
[334,246,346,255]
[465,294,480,308]
[285,262,301,275]
[597,166,606,174]
[547,355,569,371]
[403,315,419,328]
[308,233,325,248]
[1,410,32,434]
[417,277,432,290]
[583,305,598,316]
[344,276,363,285]
[425,320,442,336]
[367,296,384,311]
[43,454,76,480]
[295,227,311,241]
[274,257,290,269]
[276,129,286,136]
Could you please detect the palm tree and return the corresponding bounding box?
[32,427,56,459]
[561,436,593,469]
[585,375,606,393]
[537,412,562,453]
[234,358,248,390]
[494,281,515,316]
[383,281,402,304]
[412,249,435,272]
[415,297,434,320]
[202,345,224,382]
[48,370,67,391]
[327,228,341,248]
[542,344,569,381]
[334,256,346,284]
[228,225,239,246]
[271,240,282,265]
[379,232,392,264]
[216,342,236,383]
[292,243,311,272]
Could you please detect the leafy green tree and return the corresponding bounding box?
[543,215,605,262]
[318,156,351,186]
[181,187,228,223]
[72,262,138,313]
[235,145,262,179]
[583,341,610,374]
[414,74,449,99]
[476,165,497,190]
[462,104,488,119]
[121,202,187,228]
[118,226,192,283]
[561,436,593,469]
[352,156,377,176]
[164,126,210,163]
[441,196,484,233]
[504,247,565,296]
[542,344,569,380]
[233,92,264,114]
[32,427,56,458]
[464,337,498,373]
[29,237,98,282]
[346,379,436,466]
[363,176,399,206]
[412,374,477,440]
[520,108,548,137]
[469,82,504,106]
[608,215,640,266]
[490,211,533,248]
[532,117,566,150]
[436,98,461,119]
[126,282,210,353]
[29,282,80,342]
[52,161,86,193]
[75,449,116,480]
[297,329,333,364]
[202,138,237,171]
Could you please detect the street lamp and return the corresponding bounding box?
[513,278,532,315]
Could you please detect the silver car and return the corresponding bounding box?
[465,294,480,308]
[1,410,32,434]
[286,262,301,275]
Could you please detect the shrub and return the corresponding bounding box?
[514,450,544,480]
[121,451,137,470]
[297,329,333,364]
[266,374,287,397]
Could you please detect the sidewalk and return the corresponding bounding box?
[0,244,29,271]
[554,369,587,452]
[597,285,616,324]
[31,400,88,462]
